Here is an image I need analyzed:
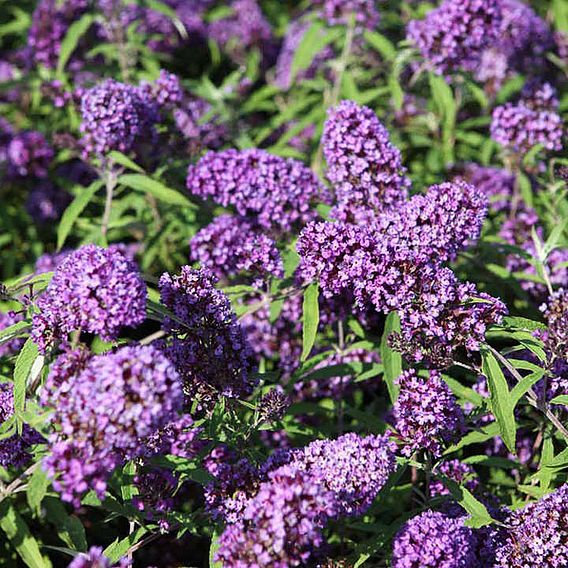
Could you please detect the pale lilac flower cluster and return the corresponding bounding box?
[31,245,147,353]
[80,79,160,156]
[6,131,54,178]
[407,0,502,75]
[158,266,256,400]
[0,383,42,468]
[491,100,563,155]
[43,345,183,506]
[391,511,479,568]
[190,214,283,286]
[391,369,464,457]
[216,465,336,567]
[323,101,411,222]
[0,311,25,358]
[430,459,479,498]
[186,148,328,232]
[26,181,71,224]
[290,433,396,517]
[493,484,568,567]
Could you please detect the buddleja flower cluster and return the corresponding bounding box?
[42,344,183,506]
[214,433,396,566]
[31,245,147,353]
[298,101,506,368]
[158,266,256,401]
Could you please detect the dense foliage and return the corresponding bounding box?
[1,0,568,566]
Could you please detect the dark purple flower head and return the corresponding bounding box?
[142,414,204,459]
[384,180,488,265]
[460,164,515,213]
[430,459,479,498]
[80,79,160,156]
[0,311,25,358]
[391,510,479,568]
[391,267,507,368]
[174,97,228,151]
[258,387,291,422]
[407,0,502,75]
[323,100,410,222]
[274,19,334,90]
[315,0,380,29]
[31,244,147,353]
[190,214,283,287]
[521,81,559,112]
[491,102,563,155]
[392,369,464,457]
[216,464,337,568]
[207,0,273,62]
[28,0,89,69]
[290,432,396,517]
[145,69,183,109]
[494,484,568,567]
[158,266,256,401]
[295,348,380,401]
[186,148,329,232]
[240,295,303,377]
[536,289,568,364]
[67,546,128,568]
[26,181,71,225]
[7,131,54,178]
[0,383,42,468]
[43,344,183,506]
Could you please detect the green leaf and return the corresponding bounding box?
[379,312,401,403]
[501,315,546,331]
[13,338,40,419]
[0,320,30,347]
[57,14,94,76]
[364,31,396,60]
[301,283,319,361]
[429,73,456,164]
[0,499,52,568]
[444,422,500,454]
[118,174,196,208]
[290,22,340,82]
[104,528,147,563]
[550,395,568,406]
[57,180,102,250]
[108,151,145,174]
[27,467,50,516]
[209,531,223,568]
[440,477,494,528]
[481,347,516,454]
